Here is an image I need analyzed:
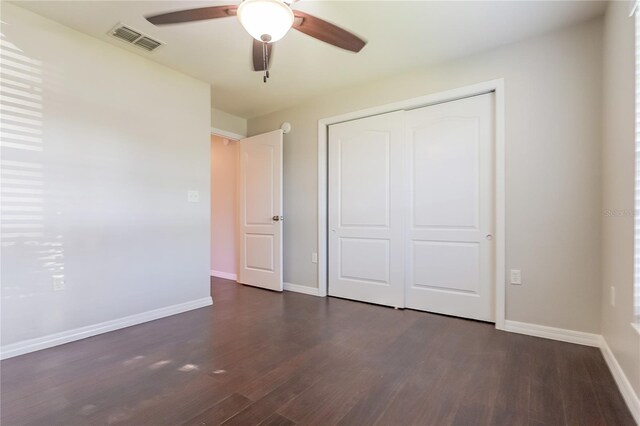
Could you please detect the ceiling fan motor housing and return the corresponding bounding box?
[237,0,294,43]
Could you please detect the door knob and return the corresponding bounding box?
[486,234,493,240]
[272,216,283,222]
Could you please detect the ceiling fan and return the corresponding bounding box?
[145,0,367,82]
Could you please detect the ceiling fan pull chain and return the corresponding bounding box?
[262,41,269,83]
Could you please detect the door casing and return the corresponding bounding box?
[317,79,506,330]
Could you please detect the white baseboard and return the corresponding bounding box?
[0,297,213,360]
[503,320,601,347]
[600,337,640,424]
[210,270,237,281]
[284,282,321,296]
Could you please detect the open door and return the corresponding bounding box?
[238,130,283,291]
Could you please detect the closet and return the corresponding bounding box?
[328,93,495,321]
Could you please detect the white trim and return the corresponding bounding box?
[317,118,328,298]
[503,320,600,347]
[0,297,213,360]
[211,127,245,140]
[284,282,321,296]
[493,81,506,330]
[210,270,238,281]
[317,79,506,328]
[600,336,640,424]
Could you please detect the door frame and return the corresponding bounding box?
[317,79,506,330]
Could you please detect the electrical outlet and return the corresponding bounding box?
[53,276,65,291]
[187,190,200,203]
[510,269,522,285]
[610,286,616,307]
[311,252,318,264]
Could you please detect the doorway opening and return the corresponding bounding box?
[210,134,240,284]
[210,129,285,293]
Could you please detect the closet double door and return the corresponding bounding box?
[328,93,495,321]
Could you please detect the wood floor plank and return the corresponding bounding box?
[448,328,506,426]
[337,314,453,425]
[0,278,634,426]
[336,375,405,426]
[277,364,382,425]
[221,372,321,426]
[555,343,608,426]
[488,333,532,426]
[583,349,637,426]
[258,413,296,426]
[528,338,567,426]
[182,393,253,426]
[371,318,480,425]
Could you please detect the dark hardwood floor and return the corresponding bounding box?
[1,277,635,426]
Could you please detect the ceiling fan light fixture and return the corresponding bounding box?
[237,0,294,43]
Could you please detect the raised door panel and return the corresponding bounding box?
[339,237,390,285]
[244,144,274,226]
[339,131,390,228]
[411,117,480,229]
[411,241,480,294]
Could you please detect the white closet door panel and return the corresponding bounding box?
[411,241,480,293]
[405,93,495,321]
[412,116,480,228]
[328,111,404,308]
[339,131,390,227]
[339,237,389,284]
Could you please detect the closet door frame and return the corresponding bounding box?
[317,79,506,330]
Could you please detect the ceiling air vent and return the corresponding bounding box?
[109,24,164,53]
[134,36,162,52]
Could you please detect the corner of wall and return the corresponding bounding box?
[600,0,640,412]
[211,107,247,138]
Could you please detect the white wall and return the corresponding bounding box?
[249,18,604,333]
[0,3,211,354]
[211,135,238,276]
[211,107,247,137]
[601,0,640,401]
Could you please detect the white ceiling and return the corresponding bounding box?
[11,0,606,118]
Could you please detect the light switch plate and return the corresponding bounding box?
[187,190,200,203]
[510,269,522,285]
[311,252,318,264]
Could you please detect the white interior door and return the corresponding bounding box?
[328,111,405,307]
[238,130,283,291]
[404,93,495,321]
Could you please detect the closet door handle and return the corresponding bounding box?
[272,216,283,222]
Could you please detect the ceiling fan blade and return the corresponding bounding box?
[292,11,366,53]
[146,5,237,25]
[252,39,273,71]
